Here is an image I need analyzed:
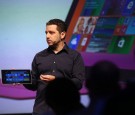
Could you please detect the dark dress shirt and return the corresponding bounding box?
[23,43,85,115]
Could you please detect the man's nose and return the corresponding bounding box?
[46,33,50,38]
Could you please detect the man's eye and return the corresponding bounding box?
[49,31,54,34]
[45,31,55,35]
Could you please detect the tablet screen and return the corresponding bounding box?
[1,69,32,84]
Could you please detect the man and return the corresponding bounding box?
[23,19,85,115]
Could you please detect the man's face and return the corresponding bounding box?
[45,25,62,46]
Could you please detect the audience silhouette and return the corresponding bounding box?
[44,78,85,115]
[84,60,121,115]
[42,60,134,115]
[103,79,135,115]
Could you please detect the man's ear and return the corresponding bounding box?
[61,32,66,39]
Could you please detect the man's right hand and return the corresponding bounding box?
[40,74,55,82]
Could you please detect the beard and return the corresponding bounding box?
[49,39,62,50]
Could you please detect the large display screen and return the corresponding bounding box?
[66,0,135,70]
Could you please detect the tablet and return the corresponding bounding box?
[1,69,32,84]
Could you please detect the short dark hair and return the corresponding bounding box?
[86,60,120,95]
[46,19,67,33]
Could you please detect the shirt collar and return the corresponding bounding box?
[47,42,69,54]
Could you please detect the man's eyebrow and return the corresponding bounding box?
[45,30,55,34]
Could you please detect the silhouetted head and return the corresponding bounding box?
[86,60,120,96]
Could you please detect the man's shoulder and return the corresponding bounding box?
[64,43,80,55]
[68,48,81,55]
[35,48,48,56]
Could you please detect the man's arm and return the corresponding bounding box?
[71,53,85,90]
